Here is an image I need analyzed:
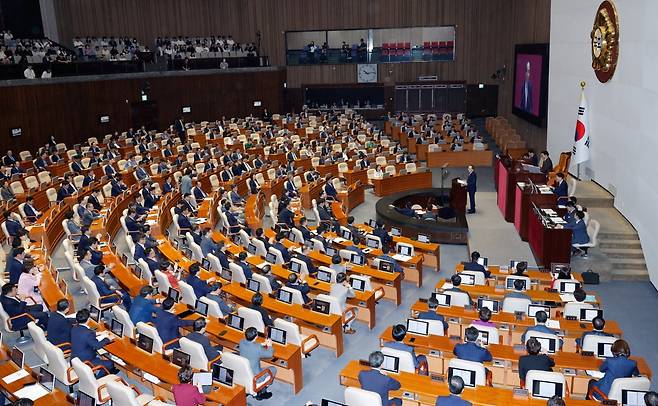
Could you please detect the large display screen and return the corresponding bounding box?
[512,43,549,126]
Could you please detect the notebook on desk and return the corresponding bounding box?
[392,254,412,262]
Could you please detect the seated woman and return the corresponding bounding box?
[17,265,45,311]
[588,339,640,400]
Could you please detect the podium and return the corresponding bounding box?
[514,183,558,241]
[528,208,573,267]
[496,159,547,222]
[451,178,467,213]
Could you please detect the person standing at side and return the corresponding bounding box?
[466,165,477,214]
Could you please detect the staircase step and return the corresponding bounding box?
[598,241,642,249]
[598,232,640,241]
[610,271,650,282]
[610,263,647,271]
[600,248,645,260]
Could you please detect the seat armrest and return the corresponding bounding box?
[252,367,275,393]
[301,334,320,355]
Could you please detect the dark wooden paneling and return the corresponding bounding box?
[0,69,286,153]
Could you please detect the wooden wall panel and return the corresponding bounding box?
[0,68,286,153]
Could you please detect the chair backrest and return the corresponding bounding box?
[251,273,273,294]
[502,297,532,314]
[460,270,486,286]
[581,334,617,354]
[381,346,415,373]
[396,242,414,257]
[46,187,58,203]
[27,322,49,363]
[525,370,566,398]
[345,386,383,406]
[444,290,471,308]
[199,296,224,318]
[448,358,487,386]
[238,307,266,333]
[315,293,342,315]
[112,306,135,339]
[417,318,445,336]
[228,262,247,284]
[267,247,285,264]
[154,270,172,295]
[607,377,651,402]
[405,162,417,173]
[385,165,396,176]
[179,337,209,371]
[586,219,600,246]
[467,323,500,345]
[24,176,38,190]
[272,318,301,346]
[221,352,258,396]
[505,275,531,290]
[71,357,103,403]
[106,380,140,406]
[81,276,101,307]
[135,322,165,354]
[43,341,76,385]
[137,259,153,283]
[38,171,52,185]
[524,331,561,353]
[563,301,594,318]
[280,286,305,305]
[178,280,197,307]
[290,228,304,244]
[9,181,24,195]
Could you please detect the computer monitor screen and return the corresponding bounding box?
[266,252,277,264]
[621,389,649,405]
[325,246,336,257]
[531,380,563,399]
[131,266,142,280]
[506,277,527,290]
[477,298,499,313]
[350,278,365,291]
[172,349,191,367]
[313,299,330,314]
[449,367,476,387]
[247,279,260,292]
[232,235,242,246]
[551,263,570,274]
[460,273,476,286]
[380,355,400,373]
[321,400,347,406]
[195,299,209,316]
[535,337,557,354]
[477,257,489,266]
[390,227,401,236]
[317,269,332,283]
[212,363,234,387]
[559,281,579,293]
[278,289,293,304]
[510,260,523,268]
[76,391,96,406]
[368,219,377,228]
[341,229,352,240]
[201,258,211,270]
[137,334,154,353]
[228,314,245,331]
[476,330,490,346]
[247,243,257,255]
[110,319,123,337]
[167,287,180,302]
[268,327,287,345]
[431,292,451,307]
[597,342,613,358]
[417,234,430,243]
[89,304,101,322]
[182,106,191,113]
[350,253,364,266]
[397,245,412,256]
[10,346,23,368]
[366,237,379,248]
[221,269,232,281]
[406,319,429,336]
[528,304,551,318]
[580,308,603,322]
[192,372,212,386]
[38,367,55,392]
[290,260,302,273]
[378,260,393,272]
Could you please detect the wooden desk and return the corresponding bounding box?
[337,182,366,214]
[300,180,324,209]
[454,264,584,287]
[528,209,572,268]
[341,168,369,187]
[514,183,558,241]
[372,171,433,197]
[0,358,73,405]
[497,160,547,222]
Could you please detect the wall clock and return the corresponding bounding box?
[590,0,619,83]
[357,64,377,83]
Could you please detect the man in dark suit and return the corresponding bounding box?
[22,196,40,221]
[175,117,185,139]
[129,286,157,325]
[154,297,194,350]
[453,326,492,363]
[46,299,74,350]
[576,316,613,348]
[177,206,194,231]
[186,263,214,299]
[0,283,48,330]
[7,247,26,284]
[4,213,26,241]
[259,265,281,292]
[373,222,392,247]
[417,296,448,334]
[298,217,312,241]
[553,172,569,203]
[187,318,222,361]
[463,251,491,278]
[564,211,590,253]
[92,265,132,309]
[272,232,292,263]
[384,324,428,374]
[540,151,553,175]
[466,165,477,214]
[358,351,402,406]
[249,293,274,327]
[518,337,555,381]
[71,309,116,376]
[435,376,472,405]
[285,273,311,303]
[278,200,295,229]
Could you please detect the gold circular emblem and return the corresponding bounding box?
[590,1,619,83]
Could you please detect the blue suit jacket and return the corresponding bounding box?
[154,308,194,345]
[187,331,222,361]
[129,296,156,325]
[435,395,472,406]
[92,275,115,297]
[46,312,74,346]
[0,296,32,330]
[71,324,110,362]
[200,237,218,257]
[163,182,173,194]
[273,242,291,262]
[467,172,477,192]
[178,215,193,230]
[358,369,401,406]
[133,243,146,261]
[463,261,491,278]
[279,208,295,227]
[566,220,589,245]
[593,356,639,396]
[193,187,207,201]
[5,219,23,237]
[7,258,24,284]
[453,342,492,363]
[554,180,568,198]
[186,274,212,298]
[23,204,39,220]
[285,282,311,303]
[239,339,273,374]
[373,228,392,245]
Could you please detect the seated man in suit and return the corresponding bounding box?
[358,351,402,406]
[394,202,417,218]
[249,293,274,328]
[200,228,219,257]
[239,327,277,400]
[521,310,563,349]
[453,326,492,363]
[185,262,215,299]
[285,273,311,303]
[384,324,429,375]
[154,297,195,350]
[206,283,234,316]
[295,245,318,277]
[435,375,472,406]
[143,247,161,272]
[228,184,244,207]
[504,278,531,302]
[519,337,555,381]
[446,274,473,305]
[7,247,26,285]
[71,309,117,377]
[417,296,448,333]
[576,316,613,348]
[373,222,392,247]
[297,217,312,242]
[323,175,338,200]
[79,201,101,228]
[46,299,74,350]
[376,245,403,273]
[92,265,132,310]
[177,206,194,231]
[539,150,553,175]
[192,180,207,202]
[129,286,157,325]
[1,283,49,330]
[187,318,222,362]
[234,251,253,280]
[278,200,295,229]
[463,251,491,278]
[564,210,590,255]
[22,196,41,222]
[259,265,281,292]
[552,172,569,204]
[345,216,365,240]
[272,232,292,263]
[4,212,28,243]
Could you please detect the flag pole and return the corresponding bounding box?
[576,81,586,180]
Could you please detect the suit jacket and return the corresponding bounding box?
[200,236,218,257]
[463,261,491,278]
[467,172,477,193]
[593,356,639,396]
[7,258,24,284]
[453,342,492,363]
[186,274,213,298]
[133,243,146,261]
[193,187,207,201]
[540,157,553,175]
[129,295,156,325]
[46,311,74,346]
[521,80,533,112]
[358,369,401,406]
[5,219,24,237]
[239,339,273,374]
[71,324,110,362]
[278,208,294,227]
[324,183,337,198]
[186,331,222,361]
[273,242,291,262]
[373,227,392,245]
[154,308,194,345]
[565,220,589,245]
[554,180,568,198]
[0,295,33,330]
[178,214,193,230]
[417,311,447,331]
[285,282,310,303]
[518,354,554,380]
[435,395,471,406]
[23,204,39,220]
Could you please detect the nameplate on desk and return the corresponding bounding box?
[142,372,161,384]
[512,388,529,399]
[2,369,29,384]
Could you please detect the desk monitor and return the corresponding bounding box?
[192,372,212,387]
[397,245,412,256]
[390,227,401,236]
[551,263,570,274]
[475,329,490,346]
[477,298,500,313]
[448,367,476,387]
[406,319,429,336]
[201,258,211,270]
[341,229,352,240]
[172,348,191,368]
[506,277,527,290]
[247,243,257,255]
[10,346,24,368]
[559,281,579,293]
[167,287,181,302]
[580,308,603,322]
[212,363,234,387]
[350,253,364,266]
[137,334,154,354]
[277,289,293,304]
[265,252,277,264]
[317,269,332,283]
[228,314,245,331]
[321,400,347,406]
[350,278,366,291]
[531,380,563,399]
[621,389,649,405]
[171,239,179,250]
[232,235,242,246]
[528,304,551,318]
[477,257,489,267]
[380,355,400,373]
[290,260,302,273]
[535,337,557,354]
[368,219,377,228]
[221,269,232,281]
[431,292,451,307]
[312,299,331,315]
[246,279,261,292]
[417,234,430,243]
[121,253,130,266]
[131,265,142,280]
[195,299,209,316]
[378,260,394,272]
[597,342,613,358]
[38,367,55,392]
[366,237,379,249]
[325,246,336,257]
[460,273,476,286]
[89,305,101,322]
[510,260,523,269]
[268,327,287,345]
[110,319,123,337]
[76,391,96,406]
